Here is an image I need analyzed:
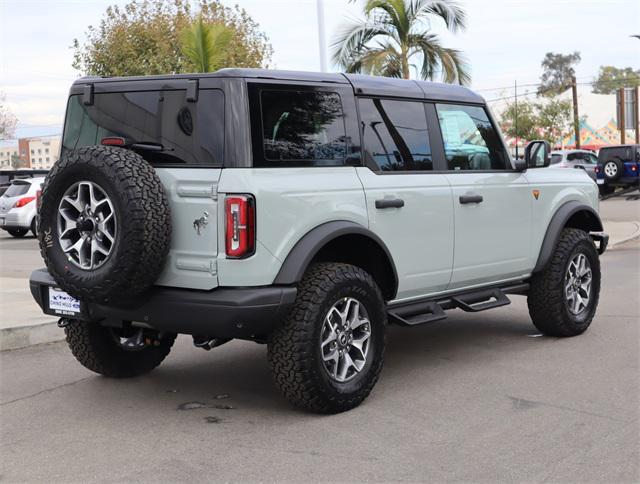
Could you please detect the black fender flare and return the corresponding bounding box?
[273,221,399,297]
[533,201,604,273]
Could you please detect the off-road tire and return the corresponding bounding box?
[268,263,386,414]
[38,146,171,303]
[598,184,615,196]
[528,228,600,337]
[7,228,28,238]
[65,319,176,378]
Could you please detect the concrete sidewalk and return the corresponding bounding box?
[1,217,639,351]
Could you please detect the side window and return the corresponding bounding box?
[359,98,432,171]
[435,104,508,170]
[254,89,347,166]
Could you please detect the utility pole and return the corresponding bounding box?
[514,80,519,159]
[571,76,580,149]
[316,0,328,72]
[619,87,626,144]
[635,86,639,144]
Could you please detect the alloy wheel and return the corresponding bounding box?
[565,252,592,315]
[320,297,372,383]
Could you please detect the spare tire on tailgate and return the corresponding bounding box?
[38,146,171,303]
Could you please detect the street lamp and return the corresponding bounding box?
[317,0,328,72]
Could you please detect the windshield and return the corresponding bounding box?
[62,89,224,166]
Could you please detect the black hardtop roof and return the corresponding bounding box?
[73,68,485,104]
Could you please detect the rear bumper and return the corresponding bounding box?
[0,207,34,229]
[29,269,297,339]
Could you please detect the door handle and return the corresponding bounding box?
[459,193,483,204]
[375,198,405,209]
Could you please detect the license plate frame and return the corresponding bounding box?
[47,287,81,316]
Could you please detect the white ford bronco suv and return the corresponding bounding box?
[30,69,608,413]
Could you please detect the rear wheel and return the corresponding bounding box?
[598,184,615,196]
[65,319,176,378]
[268,263,386,414]
[7,228,28,238]
[528,228,600,337]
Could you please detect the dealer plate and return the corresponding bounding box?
[48,287,81,316]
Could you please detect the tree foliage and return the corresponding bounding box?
[592,66,640,94]
[500,97,572,145]
[180,16,233,72]
[0,93,17,140]
[537,51,581,97]
[332,0,470,84]
[72,0,272,76]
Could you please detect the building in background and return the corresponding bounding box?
[0,144,19,168]
[16,136,61,169]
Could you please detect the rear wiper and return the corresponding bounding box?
[130,142,172,152]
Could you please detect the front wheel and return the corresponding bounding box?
[528,228,601,336]
[268,263,387,414]
[65,319,176,377]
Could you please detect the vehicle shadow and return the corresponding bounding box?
[109,305,538,415]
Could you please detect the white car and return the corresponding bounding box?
[0,177,45,237]
[549,149,598,181]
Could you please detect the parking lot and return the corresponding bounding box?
[1,199,639,482]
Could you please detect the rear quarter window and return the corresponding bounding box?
[249,85,351,167]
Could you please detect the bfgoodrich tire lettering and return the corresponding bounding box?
[268,263,386,414]
[38,146,171,303]
[528,228,601,336]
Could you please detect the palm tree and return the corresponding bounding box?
[332,0,470,84]
[180,16,233,73]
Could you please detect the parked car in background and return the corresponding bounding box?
[596,144,640,195]
[549,149,598,182]
[0,169,49,196]
[0,177,45,237]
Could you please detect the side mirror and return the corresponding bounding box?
[525,140,551,168]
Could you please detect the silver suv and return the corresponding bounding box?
[30,69,608,413]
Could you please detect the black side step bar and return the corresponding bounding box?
[450,288,511,312]
[388,283,528,327]
[388,301,447,326]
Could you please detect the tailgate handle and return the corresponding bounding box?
[375,198,405,209]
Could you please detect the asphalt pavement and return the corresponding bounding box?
[1,199,639,482]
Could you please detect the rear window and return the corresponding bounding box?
[550,154,563,164]
[598,147,633,163]
[62,89,224,165]
[249,86,349,167]
[4,181,30,197]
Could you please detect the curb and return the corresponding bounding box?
[609,221,640,248]
[0,320,64,351]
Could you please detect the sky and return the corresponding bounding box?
[1,0,639,142]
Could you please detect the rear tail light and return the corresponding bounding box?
[632,165,637,172]
[594,166,600,173]
[14,196,36,208]
[101,137,126,146]
[225,195,255,258]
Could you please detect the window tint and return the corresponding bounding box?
[4,181,30,197]
[436,104,508,170]
[62,89,224,165]
[550,154,563,165]
[359,98,432,171]
[256,90,347,166]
